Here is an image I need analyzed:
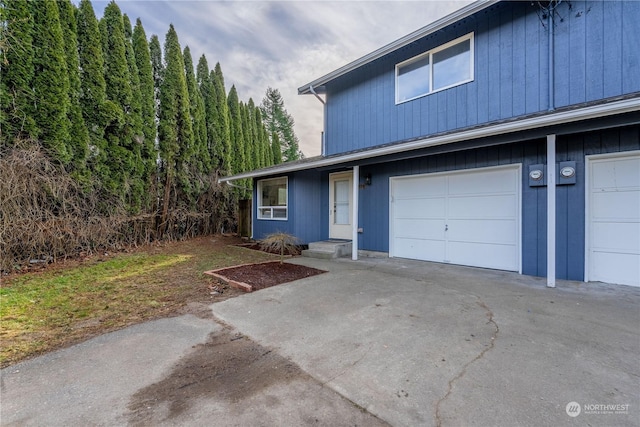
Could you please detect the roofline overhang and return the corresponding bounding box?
[298,0,499,95]
[218,96,640,183]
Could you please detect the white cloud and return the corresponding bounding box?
[91,0,472,156]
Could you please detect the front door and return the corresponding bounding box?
[329,171,353,239]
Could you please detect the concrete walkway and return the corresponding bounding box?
[2,256,639,426]
[212,257,640,427]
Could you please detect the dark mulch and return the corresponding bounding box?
[236,243,308,256]
[216,261,326,290]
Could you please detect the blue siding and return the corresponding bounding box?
[252,170,325,244]
[323,1,640,156]
[350,125,639,281]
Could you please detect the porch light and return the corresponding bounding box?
[365,173,372,185]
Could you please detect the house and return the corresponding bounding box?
[220,0,640,287]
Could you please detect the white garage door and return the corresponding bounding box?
[390,165,521,272]
[587,152,640,287]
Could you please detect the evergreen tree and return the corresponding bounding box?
[58,0,90,173]
[76,0,109,181]
[246,99,260,170]
[183,46,209,174]
[271,132,282,164]
[227,85,245,175]
[30,0,71,163]
[211,63,231,173]
[158,24,194,218]
[196,55,217,170]
[1,0,37,144]
[123,13,146,210]
[99,2,139,205]
[260,87,301,162]
[132,17,157,199]
[149,34,163,94]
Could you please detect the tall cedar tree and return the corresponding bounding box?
[260,87,300,162]
[247,99,262,169]
[158,24,194,219]
[76,0,110,189]
[30,0,71,163]
[212,63,232,173]
[196,55,218,169]
[100,3,141,206]
[227,85,245,175]
[132,18,157,201]
[58,0,90,175]
[149,35,163,94]
[183,46,209,175]
[1,0,37,144]
[271,132,282,164]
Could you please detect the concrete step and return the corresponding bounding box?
[303,240,352,259]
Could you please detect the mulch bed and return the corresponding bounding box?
[205,261,325,292]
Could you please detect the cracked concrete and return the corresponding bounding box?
[213,256,640,426]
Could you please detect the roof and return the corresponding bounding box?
[298,0,500,95]
[218,96,640,183]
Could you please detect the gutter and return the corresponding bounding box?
[298,0,499,94]
[218,97,640,183]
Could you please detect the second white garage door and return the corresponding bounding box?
[390,165,521,272]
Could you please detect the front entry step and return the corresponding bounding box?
[302,240,352,259]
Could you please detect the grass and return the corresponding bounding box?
[0,236,276,368]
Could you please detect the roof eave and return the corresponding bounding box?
[218,97,640,183]
[298,0,500,95]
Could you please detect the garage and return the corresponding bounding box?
[390,165,521,272]
[587,152,640,287]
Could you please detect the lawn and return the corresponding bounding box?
[0,235,276,368]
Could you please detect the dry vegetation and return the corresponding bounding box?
[0,146,232,273]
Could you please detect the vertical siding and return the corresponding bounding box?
[323,1,640,156]
[352,125,639,281]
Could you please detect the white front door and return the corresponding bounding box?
[329,171,353,239]
[587,152,640,287]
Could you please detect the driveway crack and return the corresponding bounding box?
[434,299,499,427]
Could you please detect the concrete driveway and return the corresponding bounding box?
[2,256,639,426]
[213,257,640,427]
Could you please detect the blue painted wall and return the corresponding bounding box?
[324,1,640,156]
[353,125,639,281]
[252,170,326,244]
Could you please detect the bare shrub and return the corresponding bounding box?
[259,232,300,264]
[0,146,236,273]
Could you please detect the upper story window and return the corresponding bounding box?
[257,177,288,220]
[396,33,474,104]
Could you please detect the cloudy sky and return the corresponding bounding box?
[91,0,473,157]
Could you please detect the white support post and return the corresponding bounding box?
[547,134,556,288]
[352,165,359,261]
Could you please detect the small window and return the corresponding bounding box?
[257,177,288,220]
[396,33,473,103]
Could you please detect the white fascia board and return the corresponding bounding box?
[218,97,640,183]
[298,0,499,95]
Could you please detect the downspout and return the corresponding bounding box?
[309,85,327,156]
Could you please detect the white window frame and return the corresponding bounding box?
[257,177,288,220]
[395,32,474,104]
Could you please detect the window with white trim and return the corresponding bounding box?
[257,177,288,220]
[396,33,474,104]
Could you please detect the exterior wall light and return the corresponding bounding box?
[365,173,372,185]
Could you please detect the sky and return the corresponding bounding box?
[91,0,473,157]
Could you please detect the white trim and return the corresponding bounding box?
[256,176,288,221]
[546,134,556,288]
[298,0,498,94]
[352,166,359,260]
[219,97,640,183]
[389,163,522,273]
[584,150,640,284]
[395,33,474,104]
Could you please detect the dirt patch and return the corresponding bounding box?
[208,261,326,291]
[127,328,302,424]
